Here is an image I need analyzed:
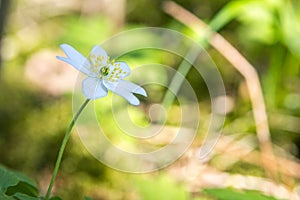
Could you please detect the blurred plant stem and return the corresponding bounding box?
[163,1,278,180]
[45,99,90,200]
[0,0,10,69]
[162,45,203,109]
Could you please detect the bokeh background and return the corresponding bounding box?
[0,0,300,199]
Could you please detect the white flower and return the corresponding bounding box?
[57,44,147,106]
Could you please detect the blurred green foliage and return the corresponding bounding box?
[0,0,299,199]
[209,0,300,111]
[133,176,189,200]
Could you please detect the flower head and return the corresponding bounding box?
[57,44,147,106]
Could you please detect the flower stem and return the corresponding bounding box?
[45,99,90,200]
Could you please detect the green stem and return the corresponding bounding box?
[162,41,208,110]
[45,99,90,200]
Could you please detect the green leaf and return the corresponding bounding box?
[84,197,94,200]
[6,182,38,197]
[13,193,39,200]
[0,165,38,198]
[203,188,283,200]
[0,192,14,200]
[49,196,63,200]
[0,165,19,193]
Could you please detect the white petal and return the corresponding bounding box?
[57,44,91,75]
[104,62,130,82]
[118,80,147,96]
[117,62,130,76]
[107,62,130,79]
[82,77,108,99]
[113,87,141,106]
[103,80,146,106]
[89,45,109,67]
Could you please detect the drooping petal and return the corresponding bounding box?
[103,80,146,106]
[88,45,109,70]
[112,86,141,106]
[57,44,91,75]
[117,80,147,96]
[82,77,108,99]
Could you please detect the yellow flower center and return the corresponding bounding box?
[89,54,112,78]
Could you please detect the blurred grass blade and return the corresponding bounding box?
[209,0,255,31]
[203,188,280,200]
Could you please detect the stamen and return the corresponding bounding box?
[100,67,110,76]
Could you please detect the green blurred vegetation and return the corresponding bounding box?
[0,0,299,199]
